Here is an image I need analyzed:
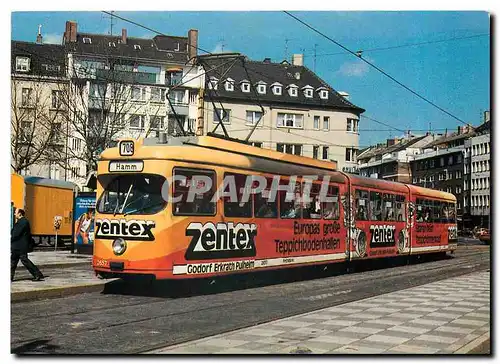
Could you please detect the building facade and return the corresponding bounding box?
[464,112,490,229]
[357,135,433,183]
[200,54,364,172]
[11,40,69,180]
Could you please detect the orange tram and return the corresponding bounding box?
[93,136,458,280]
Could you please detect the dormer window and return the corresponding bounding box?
[108,42,116,47]
[82,37,92,44]
[240,80,250,93]
[208,77,218,90]
[225,78,234,92]
[303,85,314,98]
[271,82,283,96]
[15,56,30,72]
[317,87,329,100]
[255,81,267,95]
[287,84,298,97]
[134,44,141,50]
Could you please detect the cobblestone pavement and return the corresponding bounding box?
[150,270,490,354]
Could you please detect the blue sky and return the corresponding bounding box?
[11,11,490,147]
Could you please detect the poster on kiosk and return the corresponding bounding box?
[73,192,96,254]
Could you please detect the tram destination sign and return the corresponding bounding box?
[109,160,144,172]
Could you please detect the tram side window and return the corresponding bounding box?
[280,179,302,219]
[448,202,456,223]
[254,177,278,218]
[395,195,406,222]
[383,193,395,221]
[355,189,369,221]
[370,191,383,221]
[433,200,442,223]
[416,198,425,222]
[224,173,252,218]
[423,199,433,222]
[303,183,322,219]
[440,201,449,223]
[322,184,340,220]
[173,168,216,216]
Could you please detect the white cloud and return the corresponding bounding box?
[43,33,62,45]
[337,56,374,77]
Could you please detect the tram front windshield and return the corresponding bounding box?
[97,174,166,215]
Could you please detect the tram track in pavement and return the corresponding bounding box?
[11,245,490,354]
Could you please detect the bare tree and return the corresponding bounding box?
[53,58,165,179]
[11,78,66,174]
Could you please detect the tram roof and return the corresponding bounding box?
[100,136,348,182]
[346,174,409,193]
[406,184,457,201]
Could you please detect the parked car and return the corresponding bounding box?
[477,229,491,244]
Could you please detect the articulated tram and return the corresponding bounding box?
[93,136,457,280]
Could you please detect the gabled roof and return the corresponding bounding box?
[423,130,475,148]
[359,135,428,160]
[202,57,364,112]
[64,33,189,64]
[11,41,67,78]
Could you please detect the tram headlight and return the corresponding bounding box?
[112,238,127,256]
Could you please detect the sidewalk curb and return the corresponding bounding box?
[11,283,106,303]
[37,261,91,269]
[454,332,490,354]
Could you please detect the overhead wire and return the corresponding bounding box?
[283,11,472,127]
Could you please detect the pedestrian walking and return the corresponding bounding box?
[11,208,44,282]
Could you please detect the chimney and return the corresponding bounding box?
[187,29,198,61]
[457,126,464,134]
[292,54,303,66]
[386,138,395,147]
[36,24,43,44]
[121,28,127,44]
[64,21,77,43]
[263,58,271,63]
[484,110,490,123]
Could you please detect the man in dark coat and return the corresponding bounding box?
[11,208,44,282]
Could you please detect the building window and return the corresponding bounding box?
[304,88,313,98]
[456,186,462,194]
[208,77,218,90]
[246,110,263,125]
[429,175,435,182]
[277,113,303,128]
[313,146,319,159]
[16,56,30,72]
[322,146,329,160]
[131,86,145,101]
[51,90,63,109]
[276,143,302,155]
[272,85,282,95]
[42,64,61,72]
[129,114,145,130]
[257,84,267,94]
[455,170,462,179]
[448,155,454,165]
[134,44,141,50]
[323,116,330,130]
[251,142,262,148]
[213,108,231,124]
[313,116,320,130]
[82,37,92,44]
[241,82,250,93]
[446,187,452,193]
[457,154,462,163]
[169,90,185,104]
[429,159,435,168]
[288,86,298,97]
[108,42,116,47]
[345,148,357,162]
[412,177,418,184]
[319,90,328,99]
[438,172,445,181]
[21,88,32,106]
[150,116,165,130]
[189,90,198,104]
[225,79,234,92]
[150,87,165,102]
[440,157,445,167]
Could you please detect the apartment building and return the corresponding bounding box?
[357,135,433,183]
[464,111,490,229]
[200,54,365,172]
[11,39,69,179]
[62,21,203,186]
[409,126,475,227]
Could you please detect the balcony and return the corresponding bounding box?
[170,103,189,116]
[95,69,160,85]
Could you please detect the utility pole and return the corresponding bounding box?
[220,36,225,53]
[103,10,115,36]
